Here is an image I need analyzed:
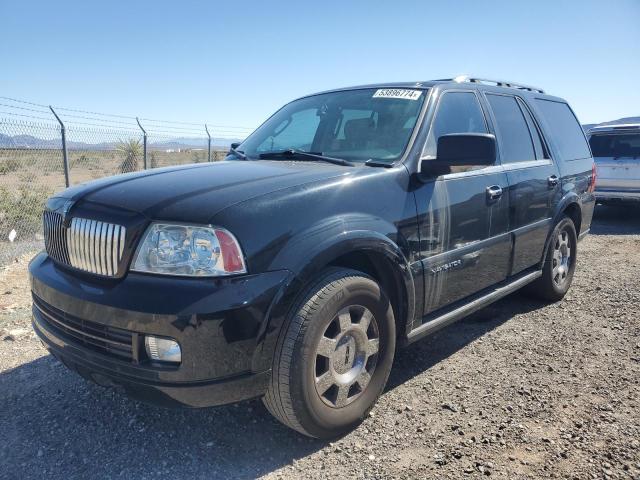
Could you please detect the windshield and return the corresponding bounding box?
[589,133,640,158]
[235,88,427,164]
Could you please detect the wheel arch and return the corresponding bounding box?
[251,228,416,373]
[540,194,582,267]
[562,202,582,236]
[328,249,411,343]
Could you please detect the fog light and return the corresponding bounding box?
[145,336,181,363]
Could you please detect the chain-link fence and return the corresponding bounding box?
[0,96,253,266]
[0,119,65,264]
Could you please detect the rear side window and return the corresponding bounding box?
[517,98,548,159]
[589,133,640,158]
[534,99,591,161]
[422,91,487,158]
[486,94,535,163]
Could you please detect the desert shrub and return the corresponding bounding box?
[0,157,21,174]
[0,185,53,240]
[117,139,142,173]
[191,150,204,163]
[70,153,97,169]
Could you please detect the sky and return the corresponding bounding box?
[1,0,639,134]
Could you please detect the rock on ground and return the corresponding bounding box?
[0,204,638,479]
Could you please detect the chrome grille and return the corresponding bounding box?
[68,218,126,276]
[43,212,126,277]
[43,211,70,265]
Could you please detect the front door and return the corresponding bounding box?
[414,90,511,317]
[484,93,561,275]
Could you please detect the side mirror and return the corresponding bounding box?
[420,133,496,175]
[230,142,241,150]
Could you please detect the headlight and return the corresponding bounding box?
[131,223,246,276]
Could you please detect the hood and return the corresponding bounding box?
[55,160,350,224]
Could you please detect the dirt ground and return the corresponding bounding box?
[0,204,638,480]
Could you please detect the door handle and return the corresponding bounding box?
[548,175,559,187]
[486,185,503,200]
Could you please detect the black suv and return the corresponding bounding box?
[30,77,595,438]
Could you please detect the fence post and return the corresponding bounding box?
[205,124,212,162]
[49,106,70,187]
[136,117,147,170]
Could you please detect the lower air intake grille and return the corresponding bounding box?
[33,294,135,361]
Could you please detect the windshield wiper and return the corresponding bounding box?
[258,149,354,166]
[229,146,247,160]
[364,159,393,168]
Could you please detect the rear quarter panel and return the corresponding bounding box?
[557,157,596,235]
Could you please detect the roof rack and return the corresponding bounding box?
[434,76,545,94]
[589,123,640,132]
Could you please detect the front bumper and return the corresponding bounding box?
[29,252,290,407]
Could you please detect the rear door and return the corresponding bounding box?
[414,90,510,316]
[484,93,561,275]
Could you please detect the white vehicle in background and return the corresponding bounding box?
[588,124,640,204]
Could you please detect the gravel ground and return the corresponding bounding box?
[0,239,43,270]
[1,204,639,480]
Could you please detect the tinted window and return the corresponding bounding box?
[535,99,591,161]
[487,94,535,163]
[517,98,548,159]
[256,108,320,152]
[589,133,640,158]
[238,88,426,164]
[422,91,487,158]
[336,109,376,140]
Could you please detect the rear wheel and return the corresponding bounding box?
[263,268,395,438]
[525,216,577,301]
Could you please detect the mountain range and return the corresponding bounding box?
[582,116,640,132]
[0,133,243,150]
[3,116,639,149]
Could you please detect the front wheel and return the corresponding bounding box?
[263,268,395,438]
[525,216,578,301]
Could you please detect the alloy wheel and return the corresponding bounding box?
[552,228,572,287]
[313,305,380,408]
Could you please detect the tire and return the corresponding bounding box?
[525,216,578,301]
[263,268,396,438]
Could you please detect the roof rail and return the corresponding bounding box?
[434,76,545,94]
[588,123,640,132]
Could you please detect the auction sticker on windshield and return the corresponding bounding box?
[373,89,422,100]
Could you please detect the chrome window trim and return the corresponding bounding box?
[438,159,553,180]
[501,159,553,171]
[438,165,504,180]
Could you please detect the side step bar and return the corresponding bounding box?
[578,228,590,242]
[407,270,542,344]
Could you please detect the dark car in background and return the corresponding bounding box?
[588,123,640,204]
[30,76,595,438]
